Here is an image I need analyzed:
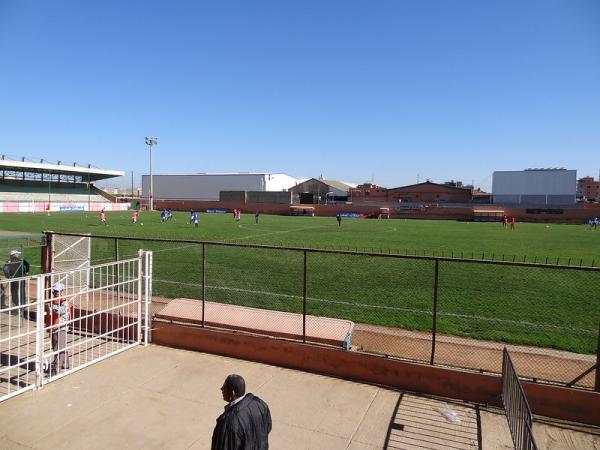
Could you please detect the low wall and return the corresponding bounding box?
[247,191,293,204]
[0,201,129,213]
[152,321,600,426]
[155,200,384,217]
[219,191,246,202]
[154,199,600,223]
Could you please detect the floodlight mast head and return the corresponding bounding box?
[145,137,158,211]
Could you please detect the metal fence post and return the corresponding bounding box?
[137,250,143,345]
[41,231,53,274]
[202,243,206,327]
[430,259,439,365]
[303,249,307,343]
[35,274,46,389]
[144,251,153,344]
[115,238,120,287]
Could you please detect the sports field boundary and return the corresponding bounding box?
[42,231,600,390]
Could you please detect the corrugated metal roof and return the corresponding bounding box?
[322,179,356,191]
[0,160,124,181]
[154,172,297,177]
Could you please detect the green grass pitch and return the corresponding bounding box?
[1,210,599,354]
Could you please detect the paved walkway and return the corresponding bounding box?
[0,344,598,449]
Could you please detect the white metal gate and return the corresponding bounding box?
[51,233,92,295]
[0,251,152,402]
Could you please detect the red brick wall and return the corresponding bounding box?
[154,200,600,223]
[155,200,384,217]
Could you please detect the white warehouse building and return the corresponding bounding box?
[141,172,300,201]
[492,169,577,205]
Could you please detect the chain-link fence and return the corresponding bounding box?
[48,232,600,390]
[0,234,46,277]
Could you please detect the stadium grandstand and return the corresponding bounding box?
[0,155,128,212]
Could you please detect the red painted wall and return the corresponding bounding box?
[152,322,600,426]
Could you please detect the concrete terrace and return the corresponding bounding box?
[2,344,599,449]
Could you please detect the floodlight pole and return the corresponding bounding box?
[145,137,157,211]
[87,165,91,212]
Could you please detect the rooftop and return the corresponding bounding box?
[0,157,124,181]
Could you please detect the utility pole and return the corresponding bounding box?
[145,137,157,211]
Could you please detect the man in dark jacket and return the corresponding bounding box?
[212,374,272,450]
[3,250,30,316]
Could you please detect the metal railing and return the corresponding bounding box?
[46,232,600,390]
[0,252,152,402]
[502,348,538,450]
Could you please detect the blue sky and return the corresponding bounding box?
[0,0,598,191]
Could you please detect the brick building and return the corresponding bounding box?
[577,176,599,201]
[349,183,388,201]
[387,181,472,203]
[350,181,473,203]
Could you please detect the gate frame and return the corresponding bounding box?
[0,252,152,402]
[502,348,539,450]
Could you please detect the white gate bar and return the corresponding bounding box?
[144,251,153,345]
[52,236,89,261]
[137,250,143,345]
[35,274,45,389]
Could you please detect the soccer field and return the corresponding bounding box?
[1,210,598,263]
[1,211,599,354]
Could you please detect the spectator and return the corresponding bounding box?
[3,250,30,316]
[212,374,272,450]
[45,282,72,375]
